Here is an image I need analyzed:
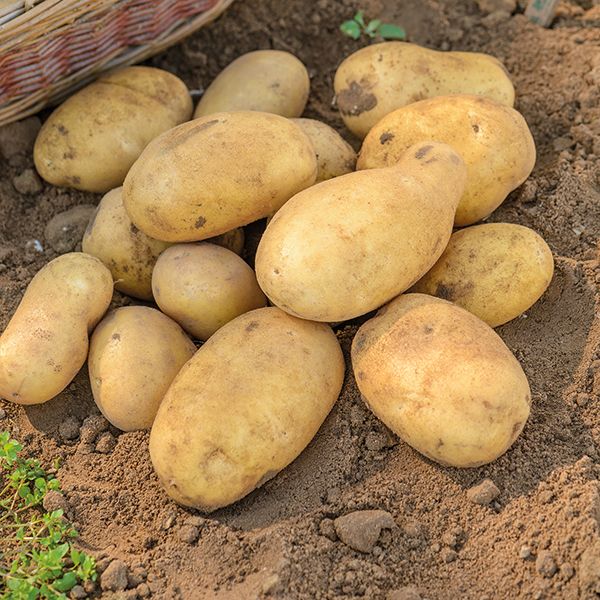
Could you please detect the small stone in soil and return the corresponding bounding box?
[467,479,500,505]
[59,416,80,441]
[441,548,457,563]
[44,205,96,254]
[387,585,422,600]
[95,431,116,454]
[177,525,200,544]
[100,559,129,592]
[42,490,69,515]
[536,550,557,577]
[334,509,395,553]
[318,518,337,541]
[520,545,532,559]
[70,584,86,599]
[136,583,151,598]
[13,169,43,195]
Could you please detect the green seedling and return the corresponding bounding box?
[340,10,406,41]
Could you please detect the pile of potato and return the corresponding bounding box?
[0,42,553,511]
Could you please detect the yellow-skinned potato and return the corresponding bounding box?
[358,95,536,226]
[334,41,514,138]
[82,187,171,301]
[208,227,245,256]
[152,243,267,341]
[34,66,193,193]
[255,141,466,322]
[0,253,113,405]
[291,118,356,182]
[123,111,317,242]
[195,50,310,118]
[352,294,531,468]
[88,307,196,431]
[149,307,345,511]
[412,223,554,327]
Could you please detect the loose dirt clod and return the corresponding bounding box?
[42,489,69,515]
[13,169,42,195]
[387,586,422,600]
[0,116,40,158]
[467,479,501,505]
[95,431,116,454]
[334,510,395,553]
[100,559,128,592]
[535,550,557,577]
[59,416,80,441]
[177,524,200,544]
[44,205,96,253]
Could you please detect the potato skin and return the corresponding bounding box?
[291,118,356,182]
[34,66,192,193]
[352,294,531,468]
[82,187,171,300]
[149,307,345,511]
[123,111,317,242]
[334,41,514,138]
[255,141,466,322]
[88,307,196,431]
[152,243,267,341]
[195,50,309,118]
[208,227,245,256]
[0,253,113,405]
[412,223,554,327]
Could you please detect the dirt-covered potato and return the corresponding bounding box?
[149,307,344,511]
[334,41,514,138]
[412,223,554,327]
[195,50,309,118]
[358,95,536,226]
[123,111,317,242]
[82,187,171,301]
[255,141,466,322]
[88,307,196,431]
[152,243,267,341]
[33,66,192,193]
[0,253,113,405]
[291,118,357,182]
[208,227,245,256]
[352,294,531,468]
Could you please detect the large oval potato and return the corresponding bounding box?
[34,67,192,193]
[123,111,317,242]
[152,243,267,340]
[357,95,536,226]
[195,50,309,118]
[0,253,113,405]
[334,41,514,138]
[255,142,466,322]
[412,223,554,327]
[149,307,345,511]
[88,307,196,431]
[352,294,531,467]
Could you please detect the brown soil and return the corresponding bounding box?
[1,1,600,599]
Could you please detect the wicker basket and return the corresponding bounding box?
[0,0,234,126]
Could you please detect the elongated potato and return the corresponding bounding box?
[358,95,536,226]
[88,307,196,431]
[412,223,554,327]
[334,41,514,138]
[352,294,531,467]
[0,253,113,405]
[149,307,345,511]
[123,111,317,242]
[34,67,193,193]
[195,50,310,118]
[255,142,466,322]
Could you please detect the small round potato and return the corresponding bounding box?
[88,307,196,431]
[352,294,531,468]
[152,243,268,341]
[412,223,554,327]
[34,66,193,193]
[0,253,113,405]
[149,307,345,511]
[291,118,357,182]
[194,50,309,118]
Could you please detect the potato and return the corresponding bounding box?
[208,227,245,256]
[88,307,196,431]
[0,253,113,405]
[152,243,268,340]
[412,223,554,327]
[34,66,193,193]
[334,41,514,138]
[291,118,356,182]
[82,187,171,301]
[123,111,317,242]
[352,294,531,467]
[255,141,466,322]
[194,50,309,118]
[357,95,536,226]
[149,307,344,511]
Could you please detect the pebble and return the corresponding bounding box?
[319,518,337,541]
[467,479,500,505]
[100,559,129,592]
[520,545,532,559]
[79,414,109,445]
[136,583,151,598]
[13,169,42,195]
[442,531,459,548]
[162,513,176,530]
[476,0,516,12]
[0,116,41,158]
[334,510,395,553]
[441,548,457,563]
[387,586,422,600]
[70,584,87,599]
[0,408,6,420]
[59,416,80,441]
[518,179,538,203]
[95,431,116,454]
[536,550,557,577]
[177,525,200,544]
[42,490,70,515]
[44,205,96,253]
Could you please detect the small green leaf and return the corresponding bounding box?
[354,10,365,27]
[365,19,381,34]
[53,571,77,592]
[377,23,406,40]
[340,20,361,40]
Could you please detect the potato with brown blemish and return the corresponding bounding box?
[88,307,196,431]
[149,307,345,511]
[0,253,113,405]
[194,50,309,118]
[358,95,536,226]
[34,66,193,193]
[334,41,514,138]
[411,223,554,327]
[352,293,531,468]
